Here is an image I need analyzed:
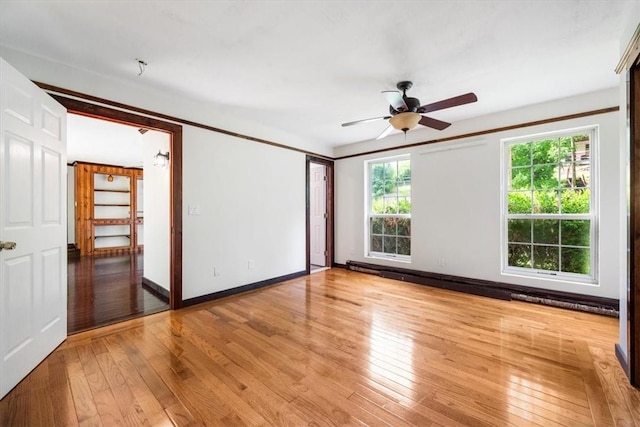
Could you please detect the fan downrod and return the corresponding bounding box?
[396,81,413,92]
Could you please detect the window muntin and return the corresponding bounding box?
[367,157,411,260]
[504,128,596,281]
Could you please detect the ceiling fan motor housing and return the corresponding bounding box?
[390,97,421,115]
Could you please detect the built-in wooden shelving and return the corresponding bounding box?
[74,162,143,256]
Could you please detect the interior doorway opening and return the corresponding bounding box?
[45,93,183,332]
[306,156,334,274]
[66,114,172,333]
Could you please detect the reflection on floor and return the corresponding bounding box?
[67,253,169,334]
[311,264,330,273]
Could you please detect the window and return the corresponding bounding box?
[503,127,596,282]
[367,156,411,260]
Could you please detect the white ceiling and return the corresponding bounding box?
[67,114,144,167]
[0,1,634,151]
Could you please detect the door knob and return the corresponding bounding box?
[0,241,16,251]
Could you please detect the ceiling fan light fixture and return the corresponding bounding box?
[389,112,421,133]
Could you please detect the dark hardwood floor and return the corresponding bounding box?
[67,253,169,334]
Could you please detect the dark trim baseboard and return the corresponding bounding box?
[142,277,170,303]
[182,270,307,308]
[382,270,512,301]
[616,343,631,380]
[332,262,347,269]
[346,260,619,315]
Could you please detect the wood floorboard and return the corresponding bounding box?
[2,269,638,426]
[68,253,169,334]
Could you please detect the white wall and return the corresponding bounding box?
[142,131,171,292]
[617,7,640,364]
[67,165,75,244]
[336,89,621,299]
[182,126,306,300]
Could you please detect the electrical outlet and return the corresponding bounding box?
[213,267,220,277]
[188,205,200,215]
[438,257,445,267]
[248,260,254,269]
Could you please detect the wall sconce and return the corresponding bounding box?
[154,150,170,167]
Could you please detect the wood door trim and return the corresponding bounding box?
[52,95,184,310]
[306,156,334,273]
[631,61,640,386]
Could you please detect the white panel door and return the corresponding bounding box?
[0,58,67,399]
[310,164,326,266]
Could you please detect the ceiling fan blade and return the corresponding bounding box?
[341,116,391,127]
[419,115,451,131]
[375,125,393,140]
[419,92,478,114]
[382,90,407,111]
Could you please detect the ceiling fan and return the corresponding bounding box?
[341,81,478,140]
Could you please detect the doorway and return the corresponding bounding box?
[306,156,334,273]
[66,114,172,332]
[45,93,183,332]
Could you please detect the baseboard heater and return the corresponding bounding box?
[345,260,618,317]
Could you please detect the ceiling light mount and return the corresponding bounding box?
[135,58,148,76]
[396,80,413,93]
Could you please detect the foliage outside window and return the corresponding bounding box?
[504,128,596,281]
[367,156,411,260]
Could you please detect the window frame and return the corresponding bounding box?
[365,154,411,262]
[501,126,598,284]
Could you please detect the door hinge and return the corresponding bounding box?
[323,176,327,181]
[324,250,328,256]
[323,212,328,218]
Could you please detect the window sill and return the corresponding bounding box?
[501,269,598,286]
[366,254,411,264]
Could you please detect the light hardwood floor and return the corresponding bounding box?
[1,269,638,426]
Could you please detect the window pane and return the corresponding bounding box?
[398,197,411,214]
[510,167,531,190]
[510,142,531,167]
[383,236,396,254]
[398,160,411,184]
[397,218,411,236]
[508,244,531,268]
[508,219,531,243]
[371,196,384,214]
[508,191,532,214]
[533,190,559,214]
[370,235,382,252]
[561,189,590,213]
[383,217,397,235]
[573,134,590,160]
[560,162,590,188]
[532,139,559,165]
[561,220,590,247]
[371,217,383,234]
[532,165,558,189]
[533,245,559,271]
[384,197,398,214]
[397,237,410,255]
[561,247,590,274]
[533,220,559,244]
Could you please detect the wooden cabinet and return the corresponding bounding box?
[75,162,143,256]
